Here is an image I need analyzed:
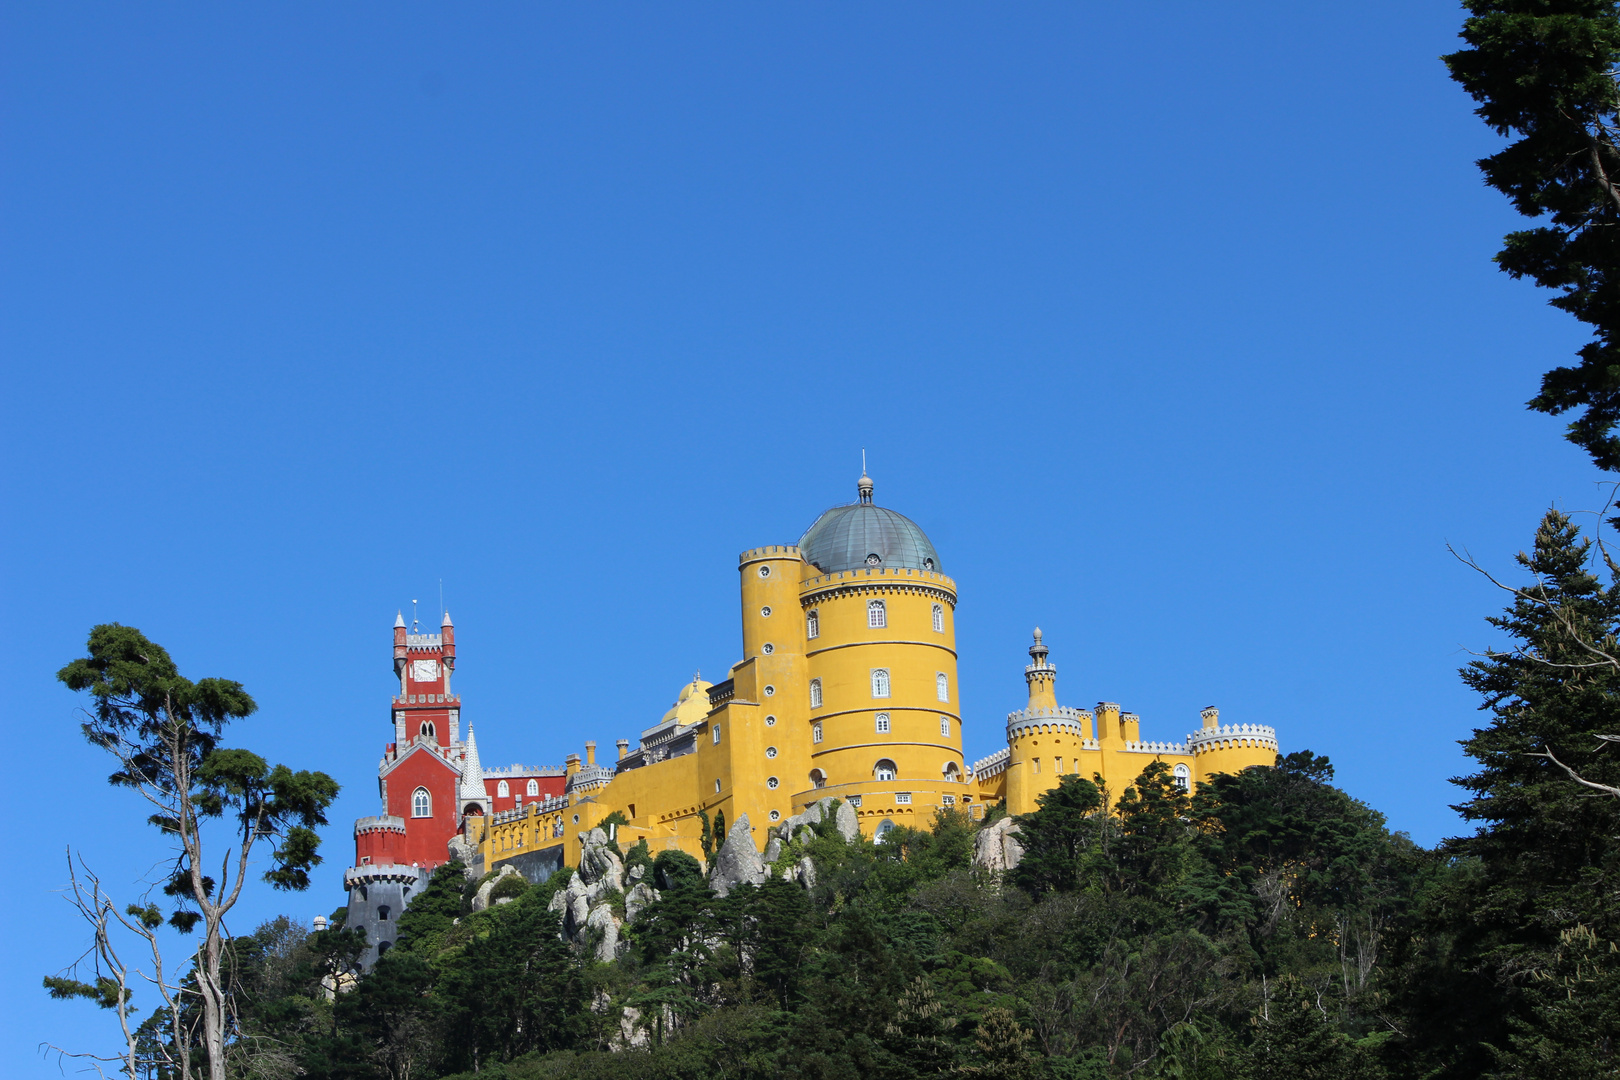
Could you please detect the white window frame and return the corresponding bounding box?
[874,759,897,781]
[713,724,722,744]
[940,716,951,737]
[875,712,891,734]
[895,792,912,805]
[412,787,432,818]
[812,723,823,744]
[932,604,944,633]
[936,672,949,703]
[810,768,826,789]
[943,794,956,806]
[807,610,819,639]
[526,779,539,796]
[810,678,823,709]
[871,668,891,698]
[497,780,509,797]
[868,599,886,628]
[1174,763,1191,791]
[766,776,780,789]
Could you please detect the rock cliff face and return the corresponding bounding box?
[972,816,1025,873]
[708,815,765,897]
[547,828,650,962]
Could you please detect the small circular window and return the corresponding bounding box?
[866,553,881,566]
[572,814,580,824]
[762,643,775,655]
[765,746,778,759]
[769,809,781,821]
[766,776,780,790]
[758,565,771,578]
[764,685,775,697]
[764,715,777,727]
[760,606,772,617]
[924,557,935,570]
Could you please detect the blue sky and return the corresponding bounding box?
[1,2,1605,1067]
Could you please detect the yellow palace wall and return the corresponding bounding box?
[475,539,1281,873]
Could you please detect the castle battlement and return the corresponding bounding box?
[491,795,566,825]
[354,814,407,835]
[1123,739,1191,755]
[1187,723,1277,754]
[343,862,426,888]
[483,764,566,778]
[1006,705,1092,740]
[973,747,1011,780]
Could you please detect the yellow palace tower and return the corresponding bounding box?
[468,471,1282,874]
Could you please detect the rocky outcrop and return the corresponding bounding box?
[471,864,521,912]
[832,799,859,841]
[972,816,1025,874]
[709,815,765,897]
[544,828,654,960]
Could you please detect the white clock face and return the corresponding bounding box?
[411,659,439,684]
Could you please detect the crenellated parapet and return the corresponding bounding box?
[354,814,408,836]
[491,796,567,826]
[1123,739,1191,755]
[798,564,958,608]
[1006,705,1093,741]
[343,862,426,888]
[566,763,616,795]
[1187,723,1277,754]
[973,747,1011,781]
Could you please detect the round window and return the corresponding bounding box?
[769,809,781,821]
[765,746,778,759]
[866,553,881,566]
[764,685,776,697]
[766,776,780,790]
[762,643,775,654]
[760,606,772,617]
[764,715,777,727]
[758,565,771,578]
[572,814,580,824]
[924,557,935,570]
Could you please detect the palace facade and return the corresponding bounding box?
[343,473,1278,960]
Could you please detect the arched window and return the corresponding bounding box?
[809,679,823,709]
[810,768,826,788]
[412,787,432,818]
[812,723,823,744]
[420,721,435,740]
[526,779,538,796]
[713,724,722,744]
[932,604,944,633]
[377,905,390,921]
[940,716,951,737]
[868,599,886,628]
[807,610,819,639]
[944,761,962,782]
[923,557,935,571]
[936,673,949,702]
[377,940,392,956]
[871,669,891,698]
[497,780,509,798]
[874,759,897,781]
[875,819,896,843]
[1174,763,1191,791]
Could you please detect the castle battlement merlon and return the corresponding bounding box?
[1186,723,1278,752]
[344,863,426,888]
[738,545,803,564]
[482,764,566,778]
[973,747,1011,780]
[1006,705,1092,740]
[354,814,408,836]
[404,633,442,648]
[1123,739,1191,755]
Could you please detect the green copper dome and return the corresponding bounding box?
[798,474,942,575]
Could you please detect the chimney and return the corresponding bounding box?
[565,753,580,776]
[616,738,630,760]
[585,741,597,767]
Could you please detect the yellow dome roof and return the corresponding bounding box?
[660,677,713,726]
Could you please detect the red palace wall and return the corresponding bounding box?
[368,749,461,868]
[482,773,567,815]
